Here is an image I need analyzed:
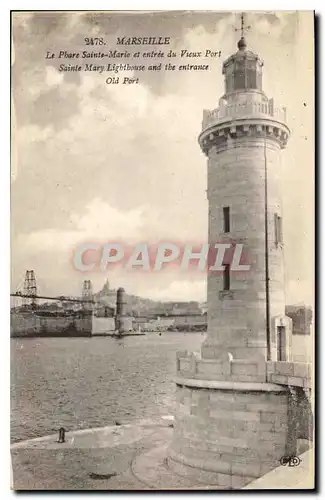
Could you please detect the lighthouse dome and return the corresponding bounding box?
[222,37,264,95]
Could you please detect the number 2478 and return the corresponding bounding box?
[84,37,105,45]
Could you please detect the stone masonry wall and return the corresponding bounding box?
[11,312,92,337]
[168,384,289,489]
[204,139,286,362]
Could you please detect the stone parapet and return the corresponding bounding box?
[176,352,312,390]
[176,350,266,383]
[202,100,287,130]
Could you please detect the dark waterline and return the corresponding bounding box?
[11,332,203,443]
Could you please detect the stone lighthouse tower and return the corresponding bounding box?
[167,19,294,488]
[200,27,292,363]
[115,287,128,334]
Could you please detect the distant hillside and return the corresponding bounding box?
[93,281,202,317]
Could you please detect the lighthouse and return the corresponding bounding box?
[167,17,294,488]
[115,287,127,333]
[199,25,292,363]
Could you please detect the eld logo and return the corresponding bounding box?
[280,456,301,467]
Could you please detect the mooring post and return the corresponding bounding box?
[58,427,65,443]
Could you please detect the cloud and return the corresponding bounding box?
[14,195,208,301]
[17,124,53,146]
[45,66,64,87]
[20,198,147,252]
[13,60,209,241]
[286,280,313,308]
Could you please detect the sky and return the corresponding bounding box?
[11,11,314,303]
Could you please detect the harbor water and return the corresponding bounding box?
[11,332,203,443]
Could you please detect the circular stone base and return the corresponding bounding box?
[169,381,290,488]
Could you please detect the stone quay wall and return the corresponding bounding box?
[11,312,92,337]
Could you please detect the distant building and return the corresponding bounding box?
[94,280,117,314]
[285,305,313,336]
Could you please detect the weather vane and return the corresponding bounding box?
[234,12,251,39]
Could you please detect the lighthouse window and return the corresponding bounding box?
[225,74,232,93]
[247,61,257,89]
[257,71,263,91]
[234,60,246,90]
[223,264,230,290]
[225,65,234,93]
[223,206,230,233]
[274,213,283,246]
